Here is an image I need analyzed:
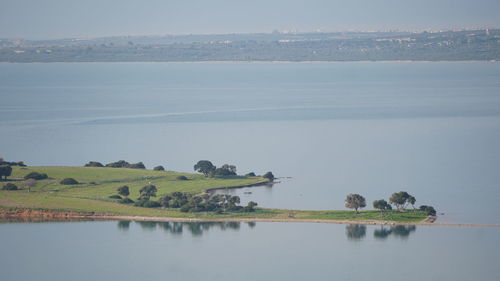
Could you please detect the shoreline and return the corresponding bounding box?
[1,60,498,64]
[2,209,499,227]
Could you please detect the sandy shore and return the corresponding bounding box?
[1,209,499,227]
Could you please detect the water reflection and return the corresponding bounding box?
[118,221,248,236]
[345,224,367,241]
[345,224,417,241]
[117,220,130,231]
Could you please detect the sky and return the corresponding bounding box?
[1,0,500,39]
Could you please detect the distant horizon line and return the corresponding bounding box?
[3,27,499,41]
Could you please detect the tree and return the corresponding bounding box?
[408,195,416,209]
[194,160,216,177]
[345,193,366,213]
[245,172,256,177]
[117,185,130,197]
[139,184,157,201]
[389,191,414,210]
[24,179,36,192]
[263,171,275,181]
[214,164,237,176]
[373,199,392,214]
[0,165,12,180]
[153,165,165,171]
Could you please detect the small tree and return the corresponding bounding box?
[153,165,165,171]
[0,165,12,180]
[373,199,392,215]
[408,195,416,209]
[194,160,216,177]
[117,185,130,198]
[24,179,36,192]
[245,172,256,177]
[263,171,275,181]
[139,184,157,201]
[345,193,366,213]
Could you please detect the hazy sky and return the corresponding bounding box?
[1,0,499,39]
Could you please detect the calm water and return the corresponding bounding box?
[1,62,500,224]
[1,221,499,281]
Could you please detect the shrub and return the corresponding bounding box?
[120,198,135,204]
[0,165,13,180]
[84,161,104,167]
[135,200,160,208]
[153,165,165,171]
[24,172,48,180]
[127,162,146,169]
[245,172,256,177]
[263,171,275,181]
[2,183,18,190]
[176,175,188,180]
[60,178,79,185]
[109,195,122,199]
[117,185,130,197]
[106,160,130,168]
[419,205,437,216]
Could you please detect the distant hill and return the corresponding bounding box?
[1,29,499,62]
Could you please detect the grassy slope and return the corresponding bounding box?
[0,166,427,222]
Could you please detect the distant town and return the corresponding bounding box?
[1,29,499,62]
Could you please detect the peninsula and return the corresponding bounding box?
[0,163,430,224]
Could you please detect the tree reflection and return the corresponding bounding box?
[373,225,417,240]
[117,220,130,231]
[345,224,367,241]
[119,221,247,236]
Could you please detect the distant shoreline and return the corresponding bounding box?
[1,60,498,64]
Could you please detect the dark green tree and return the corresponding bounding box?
[373,199,392,214]
[153,165,165,171]
[117,185,130,197]
[345,193,366,213]
[263,171,275,181]
[194,160,216,177]
[0,165,12,180]
[389,191,413,210]
[139,184,157,201]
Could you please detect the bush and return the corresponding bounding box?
[2,183,18,190]
[263,171,275,181]
[24,172,48,180]
[135,200,161,208]
[109,195,122,199]
[176,175,189,180]
[60,178,79,185]
[84,161,104,167]
[419,205,437,216]
[127,162,146,169]
[153,165,165,171]
[106,160,130,168]
[120,198,135,204]
[245,172,256,177]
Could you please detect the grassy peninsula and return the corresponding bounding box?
[0,166,428,223]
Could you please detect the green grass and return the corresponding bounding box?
[1,166,428,223]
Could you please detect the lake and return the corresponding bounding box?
[1,220,499,281]
[1,62,500,224]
